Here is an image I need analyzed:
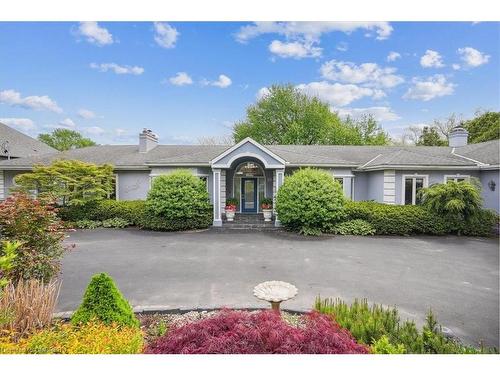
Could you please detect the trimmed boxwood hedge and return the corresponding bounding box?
[59,200,145,226]
[343,200,497,236]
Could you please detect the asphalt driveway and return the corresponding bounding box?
[60,228,499,347]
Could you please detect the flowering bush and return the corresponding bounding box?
[0,321,143,354]
[144,309,369,354]
[260,198,273,210]
[0,193,69,281]
[225,197,238,211]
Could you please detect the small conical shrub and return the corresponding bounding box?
[71,273,139,327]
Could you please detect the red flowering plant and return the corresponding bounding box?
[225,198,238,211]
[260,198,273,210]
[0,192,71,282]
[144,309,369,354]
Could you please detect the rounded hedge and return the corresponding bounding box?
[276,168,345,235]
[142,170,212,231]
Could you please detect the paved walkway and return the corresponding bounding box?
[60,228,499,347]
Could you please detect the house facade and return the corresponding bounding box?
[0,127,498,226]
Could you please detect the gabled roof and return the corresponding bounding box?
[0,122,58,158]
[0,137,498,170]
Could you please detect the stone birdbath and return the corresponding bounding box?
[253,281,298,313]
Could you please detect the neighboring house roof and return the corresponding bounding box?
[0,122,58,158]
[0,138,498,170]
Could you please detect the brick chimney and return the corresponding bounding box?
[448,125,469,147]
[139,128,158,153]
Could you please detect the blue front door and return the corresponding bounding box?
[241,178,257,213]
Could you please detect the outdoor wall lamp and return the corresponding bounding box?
[488,180,496,191]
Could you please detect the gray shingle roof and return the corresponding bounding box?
[0,139,498,169]
[0,122,58,158]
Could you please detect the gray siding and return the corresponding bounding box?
[353,172,368,201]
[2,170,26,197]
[367,171,384,202]
[117,171,151,200]
[480,170,500,212]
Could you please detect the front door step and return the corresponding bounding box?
[222,213,277,230]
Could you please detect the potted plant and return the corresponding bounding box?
[261,198,273,222]
[225,197,238,221]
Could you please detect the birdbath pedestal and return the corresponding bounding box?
[253,281,298,314]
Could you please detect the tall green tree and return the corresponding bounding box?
[343,115,391,145]
[233,84,388,145]
[14,160,114,206]
[38,129,96,151]
[416,126,447,146]
[464,111,500,143]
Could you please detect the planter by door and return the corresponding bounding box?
[241,178,257,213]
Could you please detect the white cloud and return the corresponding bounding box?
[154,22,179,49]
[114,128,128,136]
[452,64,461,70]
[403,74,456,101]
[82,126,105,135]
[420,49,445,68]
[457,47,490,67]
[77,108,96,119]
[336,42,348,52]
[320,60,404,88]
[235,21,393,43]
[0,89,62,113]
[58,118,76,129]
[77,22,113,46]
[256,87,271,100]
[335,106,401,121]
[90,63,144,75]
[268,40,322,59]
[387,51,401,62]
[0,118,36,131]
[296,81,381,107]
[202,74,232,88]
[169,72,193,86]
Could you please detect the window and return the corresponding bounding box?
[198,176,209,190]
[445,175,470,183]
[403,175,428,205]
[334,177,344,188]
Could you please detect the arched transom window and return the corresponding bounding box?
[235,161,264,177]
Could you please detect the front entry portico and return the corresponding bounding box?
[210,137,287,227]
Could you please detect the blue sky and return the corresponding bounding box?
[0,21,498,144]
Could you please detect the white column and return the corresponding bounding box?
[274,168,285,227]
[212,168,222,226]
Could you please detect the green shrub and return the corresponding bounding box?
[102,218,130,228]
[419,180,483,234]
[333,219,375,235]
[141,170,212,231]
[343,201,449,235]
[71,273,139,328]
[0,241,19,289]
[461,209,498,237]
[314,297,496,354]
[59,200,145,225]
[371,335,406,354]
[75,219,102,229]
[276,168,345,235]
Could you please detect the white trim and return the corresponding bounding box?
[0,170,4,200]
[212,168,222,226]
[360,154,382,169]
[210,137,286,168]
[383,170,396,205]
[114,173,119,201]
[451,148,487,166]
[361,165,481,171]
[401,174,429,205]
[213,151,285,169]
[443,174,470,183]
